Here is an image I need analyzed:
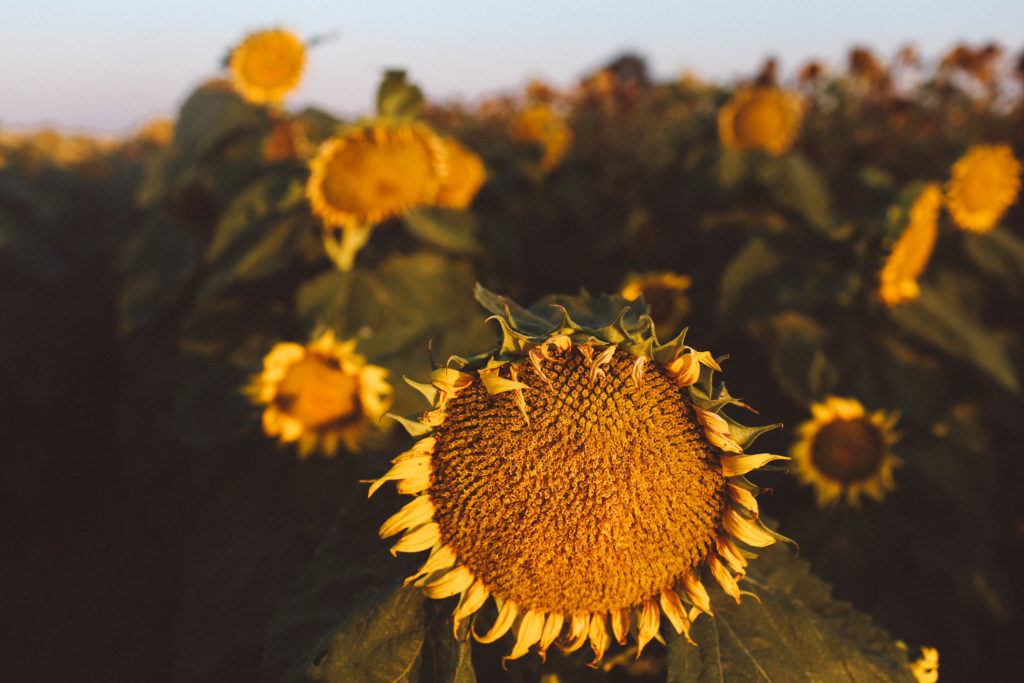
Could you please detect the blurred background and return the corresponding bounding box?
[2,3,1023,682]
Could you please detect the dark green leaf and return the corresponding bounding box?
[376,70,425,121]
[405,208,482,254]
[963,228,1024,294]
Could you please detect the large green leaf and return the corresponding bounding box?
[404,208,482,255]
[963,228,1024,295]
[666,544,915,682]
[756,153,833,232]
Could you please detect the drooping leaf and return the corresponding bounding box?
[666,543,915,682]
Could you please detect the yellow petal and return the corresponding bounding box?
[378,495,435,538]
[560,613,590,653]
[682,572,712,615]
[636,598,661,657]
[423,565,474,599]
[716,535,748,575]
[452,579,490,636]
[664,351,701,387]
[610,607,631,645]
[391,436,436,463]
[474,600,519,644]
[727,483,759,516]
[710,554,741,603]
[537,612,565,660]
[723,507,776,547]
[367,454,431,497]
[587,612,611,666]
[405,544,456,586]
[659,590,691,637]
[396,473,431,495]
[720,453,789,477]
[478,370,530,395]
[390,521,439,556]
[506,609,546,661]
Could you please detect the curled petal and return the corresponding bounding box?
[636,598,661,658]
[659,590,691,638]
[478,370,530,395]
[390,522,439,555]
[560,614,590,653]
[720,453,789,477]
[537,612,565,660]
[405,544,456,586]
[723,507,776,547]
[452,579,490,636]
[367,455,431,497]
[727,483,759,516]
[682,572,712,615]
[589,346,616,383]
[716,535,748,575]
[474,600,519,644]
[423,565,474,599]
[696,407,730,434]
[431,367,474,396]
[710,554,742,603]
[379,495,435,538]
[505,609,545,661]
[587,612,611,666]
[610,607,631,645]
[664,351,701,387]
[630,355,648,387]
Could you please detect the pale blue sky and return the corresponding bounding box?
[2,1,1021,133]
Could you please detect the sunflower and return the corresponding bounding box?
[791,396,900,507]
[306,124,448,229]
[620,272,692,340]
[908,646,940,683]
[511,104,573,171]
[945,144,1022,232]
[436,137,487,210]
[229,29,306,105]
[718,87,803,156]
[368,288,788,664]
[879,183,943,307]
[247,331,392,457]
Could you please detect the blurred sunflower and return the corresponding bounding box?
[620,272,692,340]
[369,290,788,664]
[945,144,1021,232]
[718,87,803,156]
[791,396,900,507]
[511,104,573,171]
[247,331,392,457]
[879,183,943,306]
[908,646,940,683]
[229,29,306,105]
[435,136,487,210]
[306,124,448,228]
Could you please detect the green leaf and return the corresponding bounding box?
[717,237,784,319]
[420,605,477,683]
[666,544,915,682]
[757,153,833,232]
[404,208,482,254]
[376,70,425,121]
[963,228,1024,294]
[888,284,1019,392]
[760,312,837,404]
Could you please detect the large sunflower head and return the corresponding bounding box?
[247,331,392,458]
[791,396,900,507]
[620,271,692,340]
[229,28,306,105]
[945,144,1021,232]
[306,124,448,229]
[718,86,803,156]
[369,287,788,664]
[879,183,943,307]
[511,104,573,171]
[435,136,487,210]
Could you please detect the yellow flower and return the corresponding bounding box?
[879,183,943,307]
[435,136,487,210]
[511,104,573,171]
[620,272,692,340]
[791,396,900,507]
[246,331,392,457]
[945,144,1021,232]
[718,87,803,156]
[908,646,940,683]
[369,290,788,664]
[229,29,306,105]
[306,124,448,228]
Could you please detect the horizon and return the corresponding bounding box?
[2,0,1022,135]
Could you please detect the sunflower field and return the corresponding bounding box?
[4,30,1024,683]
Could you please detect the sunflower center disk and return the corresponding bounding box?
[277,356,359,428]
[810,418,886,483]
[429,349,726,614]
[734,100,783,146]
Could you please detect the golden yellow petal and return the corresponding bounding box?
[636,598,661,658]
[452,579,490,636]
[474,600,519,644]
[537,612,565,660]
[659,590,691,636]
[405,544,457,586]
[560,614,591,653]
[423,565,474,599]
[505,609,546,661]
[610,606,631,645]
[727,483,759,516]
[710,554,742,603]
[378,495,436,538]
[716,535,748,575]
[587,612,611,666]
[723,507,776,547]
[682,572,713,615]
[367,454,431,497]
[390,522,440,556]
[720,453,789,477]
[396,473,431,495]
